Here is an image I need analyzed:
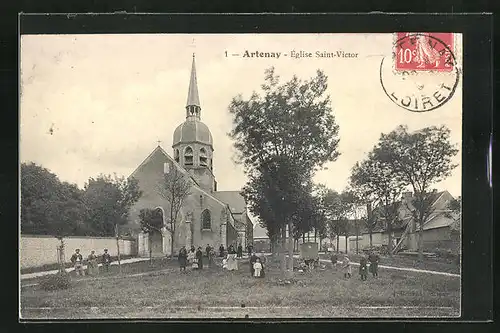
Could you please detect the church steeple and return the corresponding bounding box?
[186,54,201,120]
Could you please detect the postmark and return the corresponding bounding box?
[380,33,460,112]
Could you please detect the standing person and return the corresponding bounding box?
[196,247,204,270]
[70,249,85,276]
[259,255,266,277]
[247,244,253,257]
[228,244,234,255]
[187,247,196,269]
[330,251,338,267]
[219,244,225,257]
[87,250,99,276]
[101,248,112,273]
[359,255,368,281]
[342,255,352,279]
[205,244,211,258]
[208,247,215,268]
[249,252,258,276]
[237,244,243,258]
[253,258,263,278]
[368,251,380,277]
[178,246,188,272]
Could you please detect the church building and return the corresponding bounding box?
[125,56,252,257]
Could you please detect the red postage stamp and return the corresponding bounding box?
[394,33,454,71]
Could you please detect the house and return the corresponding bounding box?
[358,191,460,253]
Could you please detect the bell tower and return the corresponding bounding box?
[172,55,217,192]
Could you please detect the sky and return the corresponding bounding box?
[20,33,463,206]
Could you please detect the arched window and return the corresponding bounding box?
[199,148,208,167]
[201,209,211,230]
[210,158,213,171]
[184,146,193,166]
[174,149,180,163]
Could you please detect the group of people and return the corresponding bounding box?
[70,248,112,276]
[177,243,265,277]
[218,243,250,258]
[178,244,217,271]
[330,251,380,280]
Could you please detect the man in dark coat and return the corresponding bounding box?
[247,244,253,257]
[70,249,85,276]
[205,244,211,258]
[178,246,188,271]
[237,244,243,258]
[196,247,204,269]
[101,248,112,272]
[368,251,380,277]
[219,244,225,257]
[249,252,258,276]
[359,255,368,281]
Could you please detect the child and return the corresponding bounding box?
[359,255,368,281]
[342,255,352,279]
[253,258,263,278]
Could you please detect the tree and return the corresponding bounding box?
[139,208,163,264]
[229,67,341,277]
[21,162,90,240]
[374,125,459,260]
[351,150,406,255]
[83,174,142,237]
[156,166,192,257]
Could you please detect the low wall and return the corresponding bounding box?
[20,235,137,269]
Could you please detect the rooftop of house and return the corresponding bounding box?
[213,191,246,214]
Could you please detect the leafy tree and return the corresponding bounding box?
[20,162,88,236]
[351,150,406,255]
[83,174,142,237]
[156,165,191,257]
[374,125,459,260]
[230,68,341,276]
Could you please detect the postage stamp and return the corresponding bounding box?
[394,33,455,72]
[380,32,460,112]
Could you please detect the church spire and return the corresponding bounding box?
[186,54,201,120]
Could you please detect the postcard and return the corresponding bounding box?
[20,32,462,319]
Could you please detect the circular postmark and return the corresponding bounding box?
[380,33,460,112]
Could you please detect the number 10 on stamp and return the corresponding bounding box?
[395,33,454,72]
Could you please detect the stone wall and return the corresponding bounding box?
[20,235,136,269]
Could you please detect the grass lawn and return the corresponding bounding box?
[21,256,460,319]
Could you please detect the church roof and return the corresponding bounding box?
[173,120,213,147]
[253,223,268,239]
[186,55,200,107]
[128,145,233,222]
[213,191,246,214]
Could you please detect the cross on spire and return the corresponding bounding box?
[157,140,162,146]
[185,54,201,120]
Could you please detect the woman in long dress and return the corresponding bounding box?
[187,248,196,269]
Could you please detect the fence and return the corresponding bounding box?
[20,234,137,269]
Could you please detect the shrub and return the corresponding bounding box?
[39,272,71,291]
